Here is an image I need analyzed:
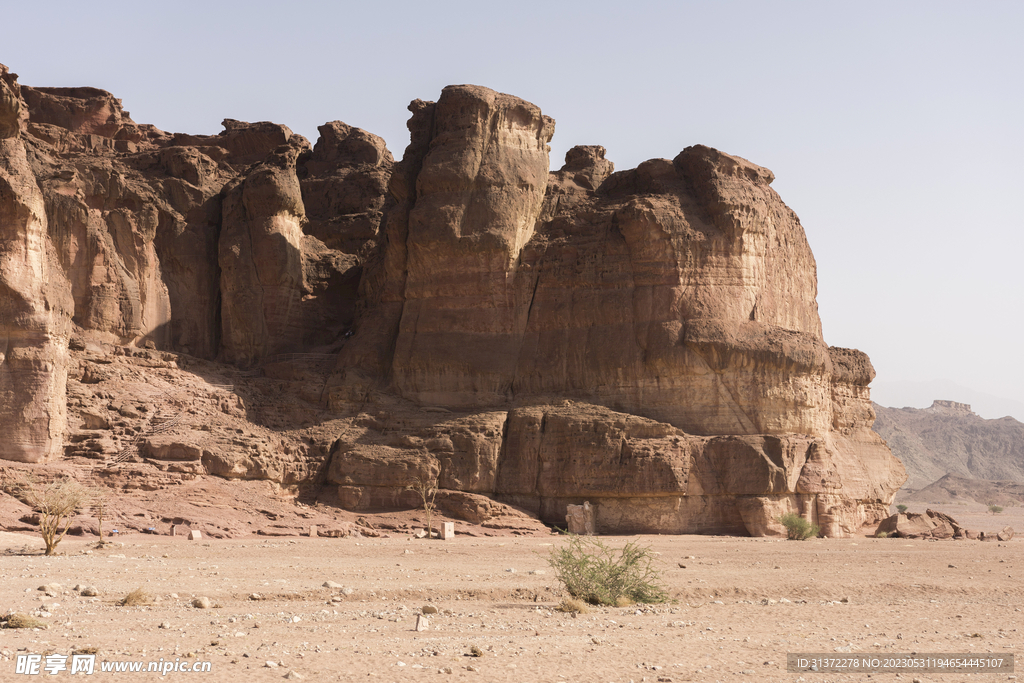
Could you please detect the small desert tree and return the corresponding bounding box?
[407,472,438,538]
[896,504,908,514]
[93,495,108,545]
[989,504,1004,514]
[11,475,92,555]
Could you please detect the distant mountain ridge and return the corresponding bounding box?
[901,473,1024,506]
[872,400,1024,490]
[870,380,1024,422]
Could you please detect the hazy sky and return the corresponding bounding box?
[6,1,1022,419]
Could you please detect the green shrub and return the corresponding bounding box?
[777,512,819,540]
[548,535,668,606]
[896,504,908,514]
[989,505,1004,514]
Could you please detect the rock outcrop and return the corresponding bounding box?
[327,85,904,536]
[0,65,73,462]
[872,508,1015,542]
[0,66,905,537]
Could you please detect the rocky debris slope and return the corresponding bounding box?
[0,459,547,541]
[0,66,904,537]
[873,400,1024,490]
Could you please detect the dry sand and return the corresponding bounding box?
[0,502,1020,683]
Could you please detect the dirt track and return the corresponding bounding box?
[0,503,1019,682]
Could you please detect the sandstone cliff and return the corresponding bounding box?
[324,85,904,536]
[0,65,73,462]
[0,65,905,537]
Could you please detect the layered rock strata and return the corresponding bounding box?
[0,65,73,462]
[327,85,905,536]
[0,66,905,536]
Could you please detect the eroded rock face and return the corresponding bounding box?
[387,85,556,407]
[0,65,73,462]
[16,75,383,365]
[325,84,904,535]
[0,65,389,464]
[219,137,309,365]
[0,68,904,537]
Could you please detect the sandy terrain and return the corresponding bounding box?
[0,503,1019,683]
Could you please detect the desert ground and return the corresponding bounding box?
[0,501,1019,683]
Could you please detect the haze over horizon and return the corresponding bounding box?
[6,1,1021,420]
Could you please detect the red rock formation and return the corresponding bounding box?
[0,67,905,537]
[0,65,73,462]
[326,85,904,536]
[385,85,555,407]
[219,137,308,365]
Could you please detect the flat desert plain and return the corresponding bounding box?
[1,502,1020,683]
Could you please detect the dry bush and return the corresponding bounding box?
[3,613,48,629]
[549,534,668,606]
[93,495,109,545]
[407,473,438,538]
[5,474,92,555]
[119,588,150,606]
[555,597,591,614]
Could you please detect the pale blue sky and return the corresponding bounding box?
[7,1,1022,419]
